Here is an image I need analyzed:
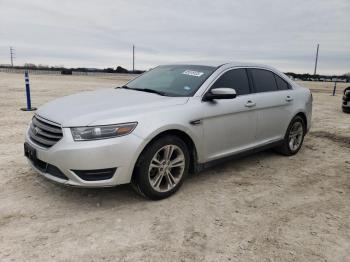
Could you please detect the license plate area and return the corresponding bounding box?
[24,142,37,163]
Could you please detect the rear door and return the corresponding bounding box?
[201,68,258,161]
[248,68,294,143]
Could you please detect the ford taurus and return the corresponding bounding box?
[24,62,313,199]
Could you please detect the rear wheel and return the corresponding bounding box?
[132,135,189,200]
[276,116,305,156]
[343,87,350,113]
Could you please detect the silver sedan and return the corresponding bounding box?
[24,61,312,199]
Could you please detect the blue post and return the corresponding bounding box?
[332,81,337,96]
[25,71,31,109]
[21,70,36,111]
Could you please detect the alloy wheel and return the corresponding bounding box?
[288,121,303,151]
[148,144,186,193]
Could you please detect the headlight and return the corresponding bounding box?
[71,122,137,141]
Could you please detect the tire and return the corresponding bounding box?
[343,106,350,114]
[132,135,190,200]
[343,87,350,114]
[276,116,306,156]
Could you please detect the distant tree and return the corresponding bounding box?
[103,68,115,73]
[61,69,72,75]
[24,63,37,69]
[342,73,350,82]
[115,66,128,73]
[75,67,88,72]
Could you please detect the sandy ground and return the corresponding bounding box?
[0,72,349,262]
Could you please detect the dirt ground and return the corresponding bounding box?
[0,72,349,262]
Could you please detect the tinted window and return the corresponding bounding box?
[275,74,290,90]
[211,69,250,96]
[250,69,278,93]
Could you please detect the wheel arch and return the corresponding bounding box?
[132,128,199,180]
[344,86,350,95]
[295,111,308,131]
[283,111,308,139]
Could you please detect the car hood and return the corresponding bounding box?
[37,88,189,127]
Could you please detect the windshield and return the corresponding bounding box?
[124,65,216,97]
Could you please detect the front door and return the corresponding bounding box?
[200,68,258,161]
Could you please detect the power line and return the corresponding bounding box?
[10,46,15,67]
[313,43,319,75]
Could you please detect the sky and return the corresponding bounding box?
[0,0,349,74]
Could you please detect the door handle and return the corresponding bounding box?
[286,96,293,102]
[245,100,256,107]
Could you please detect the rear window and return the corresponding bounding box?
[274,74,290,90]
[211,69,250,96]
[250,69,278,93]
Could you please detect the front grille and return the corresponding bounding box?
[32,158,68,180]
[29,115,63,148]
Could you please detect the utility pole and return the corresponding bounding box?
[313,43,319,75]
[10,46,15,67]
[132,45,135,72]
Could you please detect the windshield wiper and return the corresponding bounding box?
[121,86,167,96]
[135,88,167,96]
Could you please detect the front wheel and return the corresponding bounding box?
[343,107,350,113]
[276,116,306,156]
[132,135,190,200]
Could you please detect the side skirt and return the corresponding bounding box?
[194,140,284,173]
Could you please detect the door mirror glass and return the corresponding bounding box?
[203,88,236,101]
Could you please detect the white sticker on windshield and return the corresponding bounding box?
[182,70,204,77]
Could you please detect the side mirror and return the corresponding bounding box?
[203,88,237,101]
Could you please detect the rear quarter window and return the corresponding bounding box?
[250,69,278,93]
[274,74,290,90]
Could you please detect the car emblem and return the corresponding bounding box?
[33,127,40,135]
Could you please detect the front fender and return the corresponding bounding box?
[133,122,204,165]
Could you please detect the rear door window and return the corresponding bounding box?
[274,74,290,90]
[249,69,278,93]
[211,69,250,96]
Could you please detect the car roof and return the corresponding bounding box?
[165,61,278,70]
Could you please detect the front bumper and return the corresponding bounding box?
[25,127,145,187]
